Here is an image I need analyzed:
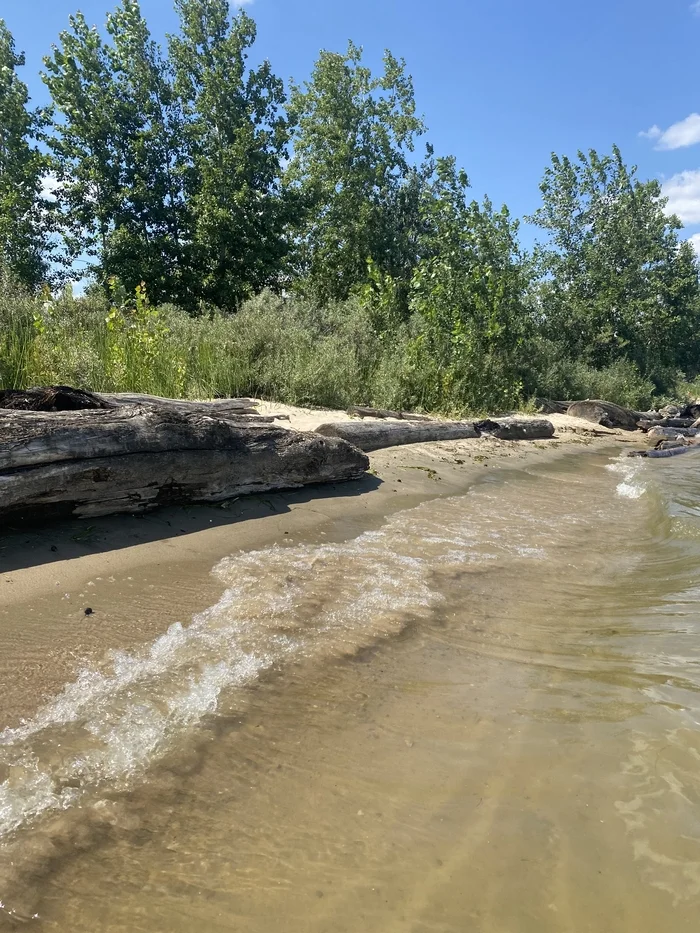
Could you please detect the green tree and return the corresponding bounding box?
[0,19,50,287]
[406,156,531,411]
[101,0,189,303]
[43,1,187,302]
[286,41,426,303]
[529,145,700,387]
[170,0,293,311]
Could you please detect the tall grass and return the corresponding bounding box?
[0,282,390,408]
[0,276,674,413]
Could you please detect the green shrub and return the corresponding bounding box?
[528,355,655,410]
[0,277,689,416]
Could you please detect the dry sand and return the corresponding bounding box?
[0,404,634,727]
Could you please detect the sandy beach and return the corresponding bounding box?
[0,405,630,729]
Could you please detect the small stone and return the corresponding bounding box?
[84,607,94,616]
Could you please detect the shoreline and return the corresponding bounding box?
[0,408,633,728]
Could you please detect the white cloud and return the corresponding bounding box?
[662,169,700,223]
[687,233,700,256]
[39,172,59,201]
[651,113,700,150]
[639,125,661,140]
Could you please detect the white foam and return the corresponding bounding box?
[607,458,647,499]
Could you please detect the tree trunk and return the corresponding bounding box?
[0,407,369,522]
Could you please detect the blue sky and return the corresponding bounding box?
[6,0,700,250]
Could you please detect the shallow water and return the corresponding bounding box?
[2,448,700,930]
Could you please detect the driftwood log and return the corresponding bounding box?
[347,406,433,422]
[638,417,697,431]
[566,400,642,430]
[645,426,699,444]
[101,392,261,417]
[0,386,114,411]
[475,418,555,441]
[535,399,572,415]
[0,387,264,418]
[315,417,555,451]
[629,445,700,459]
[0,406,369,521]
[315,420,479,451]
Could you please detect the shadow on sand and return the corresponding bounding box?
[0,474,383,575]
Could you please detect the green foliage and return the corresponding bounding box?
[529,146,700,388]
[525,349,656,411]
[170,0,293,310]
[0,283,385,408]
[42,0,291,311]
[2,5,700,414]
[286,41,426,303]
[42,2,186,297]
[0,20,51,287]
[407,160,532,413]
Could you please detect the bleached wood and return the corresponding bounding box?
[0,407,369,521]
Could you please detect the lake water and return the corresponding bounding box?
[1,447,700,930]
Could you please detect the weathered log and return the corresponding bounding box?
[347,406,433,422]
[655,439,693,450]
[534,399,571,415]
[645,426,699,444]
[638,417,697,431]
[102,393,260,416]
[0,386,114,411]
[680,401,700,420]
[0,387,261,417]
[315,420,479,451]
[475,418,556,441]
[567,400,640,430]
[629,445,700,459]
[0,407,369,521]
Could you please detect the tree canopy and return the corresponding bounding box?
[0,19,50,286]
[1,3,699,409]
